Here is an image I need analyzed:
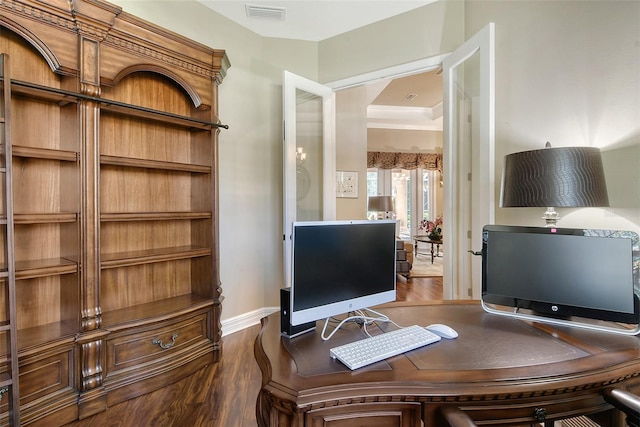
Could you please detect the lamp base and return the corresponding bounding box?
[542,207,559,227]
[374,211,394,220]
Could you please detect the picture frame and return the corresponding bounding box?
[336,171,358,198]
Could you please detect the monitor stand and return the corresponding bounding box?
[481,300,640,336]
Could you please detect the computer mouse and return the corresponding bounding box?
[426,323,458,339]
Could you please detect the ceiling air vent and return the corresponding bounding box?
[245,4,286,20]
[404,93,418,102]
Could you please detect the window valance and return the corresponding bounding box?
[367,151,442,172]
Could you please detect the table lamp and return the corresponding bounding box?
[500,143,609,226]
[367,196,394,220]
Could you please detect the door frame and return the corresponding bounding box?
[283,71,336,288]
[328,26,495,300]
[442,23,495,300]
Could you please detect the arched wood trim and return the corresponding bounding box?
[108,64,204,110]
[0,18,74,77]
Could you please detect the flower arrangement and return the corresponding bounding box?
[419,216,443,239]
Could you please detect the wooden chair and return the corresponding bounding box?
[604,388,640,427]
[440,389,640,427]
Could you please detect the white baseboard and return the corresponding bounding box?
[221,306,280,337]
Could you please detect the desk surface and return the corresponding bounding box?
[255,301,640,426]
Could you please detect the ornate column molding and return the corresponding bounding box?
[75,329,110,417]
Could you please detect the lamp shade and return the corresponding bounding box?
[367,195,394,212]
[501,146,609,208]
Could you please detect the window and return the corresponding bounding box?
[368,167,439,238]
[367,170,378,197]
[392,169,411,238]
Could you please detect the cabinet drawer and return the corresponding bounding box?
[106,309,211,376]
[19,345,75,405]
[1,343,78,426]
[306,403,422,427]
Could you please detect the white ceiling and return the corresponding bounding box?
[197,1,436,42]
[198,0,442,132]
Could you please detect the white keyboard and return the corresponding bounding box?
[329,325,441,370]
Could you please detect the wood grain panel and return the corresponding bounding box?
[100,114,194,163]
[100,221,196,254]
[100,261,194,312]
[99,167,194,212]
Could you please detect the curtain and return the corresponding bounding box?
[367,152,442,172]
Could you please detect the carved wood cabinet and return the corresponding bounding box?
[0,0,228,424]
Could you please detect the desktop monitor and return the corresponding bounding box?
[481,225,640,335]
[289,220,397,327]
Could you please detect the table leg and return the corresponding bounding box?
[430,242,435,264]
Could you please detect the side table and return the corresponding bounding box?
[413,235,442,263]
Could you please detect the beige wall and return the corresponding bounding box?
[336,86,369,220]
[465,0,639,231]
[109,1,639,326]
[318,0,465,83]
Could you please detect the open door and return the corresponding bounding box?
[442,23,495,300]
[283,71,336,287]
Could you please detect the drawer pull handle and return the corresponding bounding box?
[152,333,178,349]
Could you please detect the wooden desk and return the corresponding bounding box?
[254,301,640,427]
[413,235,442,263]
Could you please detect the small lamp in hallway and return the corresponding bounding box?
[368,196,394,220]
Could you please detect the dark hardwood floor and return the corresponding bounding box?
[64,276,442,427]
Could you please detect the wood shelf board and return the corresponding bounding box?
[100,212,211,222]
[16,322,78,354]
[6,80,79,106]
[3,78,221,131]
[101,294,213,330]
[15,212,78,224]
[15,258,77,280]
[100,155,210,173]
[13,146,77,162]
[100,246,211,269]
[0,376,12,389]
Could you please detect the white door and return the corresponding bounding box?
[442,23,495,300]
[283,71,336,287]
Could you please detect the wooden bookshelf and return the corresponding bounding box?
[0,0,228,424]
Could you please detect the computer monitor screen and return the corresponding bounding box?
[482,225,640,325]
[290,220,397,326]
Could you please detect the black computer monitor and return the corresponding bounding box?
[289,220,397,327]
[481,225,640,334]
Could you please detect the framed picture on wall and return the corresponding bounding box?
[336,171,358,198]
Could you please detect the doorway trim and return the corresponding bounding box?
[326,39,494,301]
[326,54,449,91]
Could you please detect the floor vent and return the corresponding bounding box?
[245,4,286,20]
